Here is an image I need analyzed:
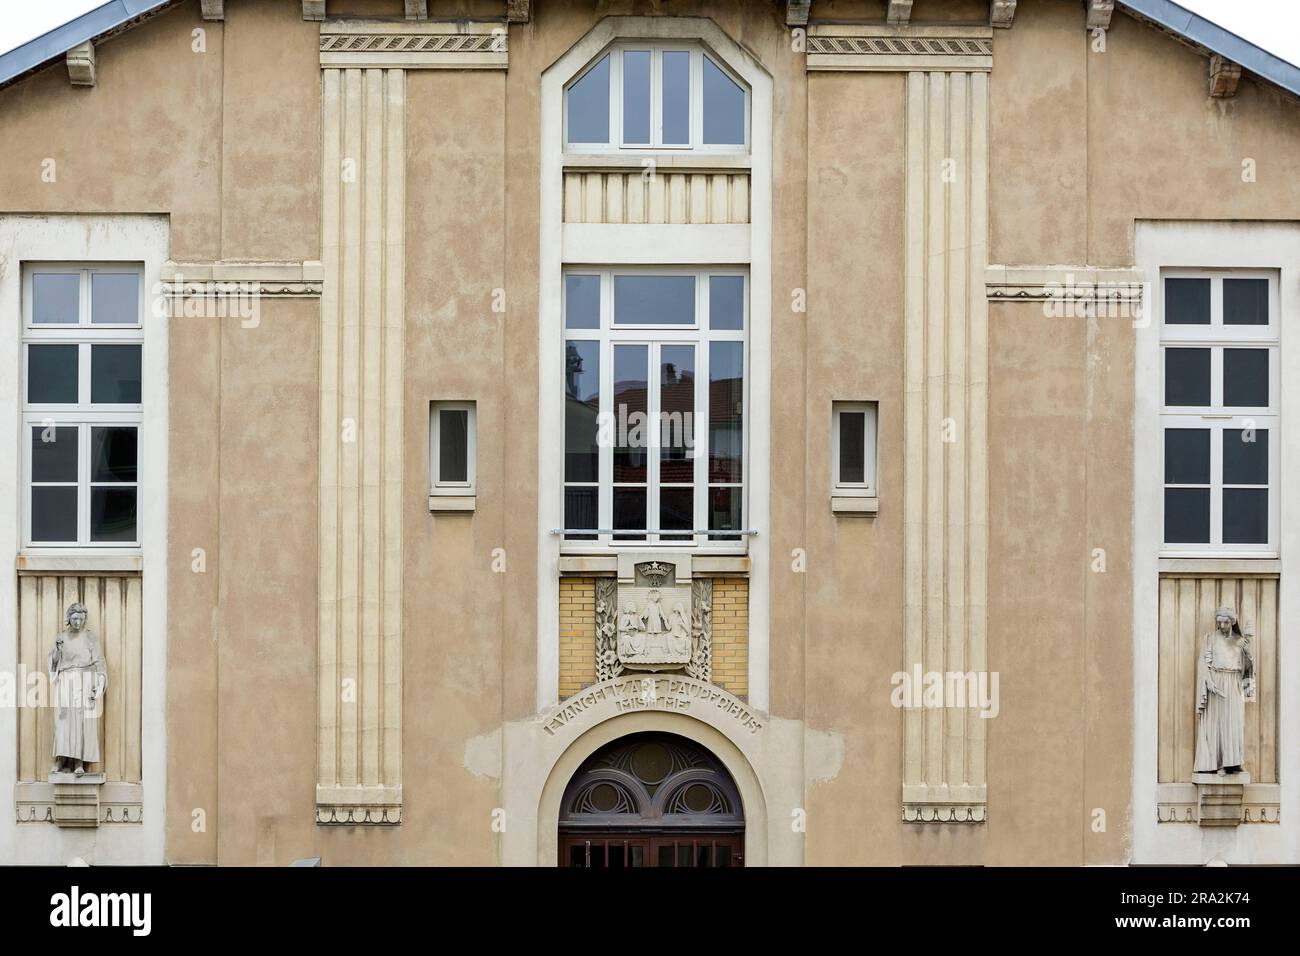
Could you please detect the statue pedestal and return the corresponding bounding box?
[47,772,105,828]
[1193,771,1250,827]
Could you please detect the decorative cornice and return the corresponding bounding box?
[316,805,403,825]
[16,781,143,825]
[985,265,1145,305]
[162,261,324,298]
[1156,783,1280,824]
[320,19,507,70]
[903,803,987,823]
[806,25,993,73]
[991,0,1017,29]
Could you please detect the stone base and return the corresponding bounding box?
[1193,771,1250,827]
[46,774,106,828]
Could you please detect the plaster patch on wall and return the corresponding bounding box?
[801,722,845,784]
[464,728,502,781]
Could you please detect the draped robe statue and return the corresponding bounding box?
[1193,607,1254,775]
[49,602,107,776]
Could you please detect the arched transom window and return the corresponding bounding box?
[564,42,749,151]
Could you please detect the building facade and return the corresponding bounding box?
[1,0,1299,866]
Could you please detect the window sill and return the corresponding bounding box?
[1158,556,1279,575]
[831,496,878,515]
[557,554,750,576]
[17,553,143,573]
[429,495,475,513]
[562,152,751,171]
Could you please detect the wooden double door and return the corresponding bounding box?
[560,832,743,868]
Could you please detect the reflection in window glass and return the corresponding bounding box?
[709,275,744,330]
[839,412,865,484]
[1164,429,1209,484]
[614,275,695,325]
[1164,348,1210,407]
[32,273,80,324]
[662,51,690,145]
[91,487,137,542]
[703,56,745,145]
[91,427,138,483]
[91,344,142,404]
[565,341,600,482]
[623,50,651,145]
[1223,348,1268,408]
[1163,277,1210,325]
[1223,429,1267,486]
[709,341,743,484]
[32,426,79,482]
[91,273,139,324]
[1165,488,1210,544]
[567,54,610,144]
[438,410,468,483]
[565,274,601,330]
[32,487,78,542]
[27,345,79,404]
[1223,278,1268,326]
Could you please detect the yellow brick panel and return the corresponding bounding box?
[558,577,597,699]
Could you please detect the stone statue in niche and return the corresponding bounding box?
[1194,606,1255,775]
[616,562,692,671]
[49,602,107,777]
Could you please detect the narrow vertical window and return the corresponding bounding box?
[832,402,879,502]
[429,401,477,507]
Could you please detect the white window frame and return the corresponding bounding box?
[563,42,750,154]
[21,262,144,550]
[832,401,879,498]
[561,266,748,553]
[429,400,477,497]
[1159,269,1279,557]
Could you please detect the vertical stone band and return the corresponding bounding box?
[317,65,406,825]
[901,69,989,823]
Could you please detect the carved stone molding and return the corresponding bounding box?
[1156,782,1280,825]
[785,1,811,28]
[66,41,95,87]
[806,25,993,72]
[991,0,1017,28]
[161,261,325,299]
[507,0,531,23]
[302,1,325,21]
[687,579,713,683]
[1087,0,1115,31]
[1210,54,1242,98]
[985,266,1145,315]
[15,781,143,826]
[594,578,621,682]
[316,790,403,825]
[320,19,508,70]
[404,0,427,20]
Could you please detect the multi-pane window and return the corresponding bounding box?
[563,269,746,547]
[564,43,748,151]
[1161,272,1277,553]
[23,265,143,547]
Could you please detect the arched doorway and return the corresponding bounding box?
[558,732,744,867]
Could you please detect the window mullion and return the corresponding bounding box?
[1209,420,1223,546]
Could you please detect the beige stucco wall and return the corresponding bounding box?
[2,0,1300,864]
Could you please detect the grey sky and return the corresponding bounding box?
[1,1,1298,69]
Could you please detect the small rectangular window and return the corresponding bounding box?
[832,402,878,500]
[430,401,476,506]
